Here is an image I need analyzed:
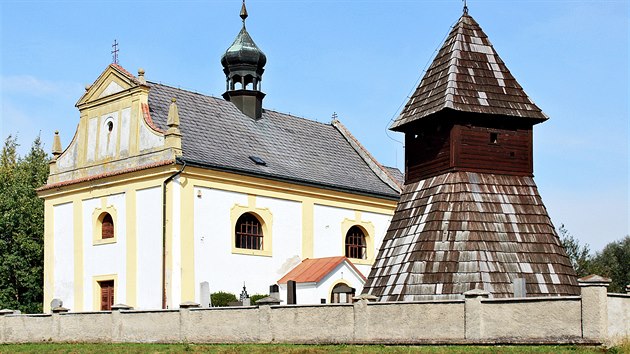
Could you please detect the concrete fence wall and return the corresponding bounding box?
[1,283,628,345]
[608,294,630,341]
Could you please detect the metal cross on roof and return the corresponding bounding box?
[111,39,119,64]
[332,112,338,120]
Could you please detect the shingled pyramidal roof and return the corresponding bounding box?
[391,12,547,131]
[363,11,579,301]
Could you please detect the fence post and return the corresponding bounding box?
[578,275,611,342]
[0,311,5,343]
[353,294,376,343]
[180,301,200,342]
[464,288,489,341]
[258,304,273,343]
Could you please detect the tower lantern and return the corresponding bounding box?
[221,0,267,120]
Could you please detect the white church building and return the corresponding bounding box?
[37,3,400,312]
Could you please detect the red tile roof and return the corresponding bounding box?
[38,159,175,191]
[110,63,143,85]
[142,103,165,133]
[278,257,366,284]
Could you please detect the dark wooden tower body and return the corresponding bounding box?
[363,11,579,300]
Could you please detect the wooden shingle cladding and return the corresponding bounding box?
[363,172,579,301]
[390,13,547,132]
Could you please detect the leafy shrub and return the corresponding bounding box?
[210,291,237,307]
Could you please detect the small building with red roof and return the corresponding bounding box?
[277,257,366,304]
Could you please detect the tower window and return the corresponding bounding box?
[235,213,263,250]
[490,132,499,144]
[107,121,114,132]
[99,212,114,239]
[345,226,367,259]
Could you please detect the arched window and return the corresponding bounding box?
[235,213,263,250]
[100,213,114,239]
[345,226,366,259]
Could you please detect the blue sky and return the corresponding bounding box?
[1,0,628,251]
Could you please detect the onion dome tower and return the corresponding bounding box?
[362,9,579,301]
[221,0,267,119]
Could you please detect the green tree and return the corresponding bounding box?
[0,135,49,313]
[589,236,630,293]
[210,291,238,307]
[558,224,592,277]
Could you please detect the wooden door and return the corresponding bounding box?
[99,280,114,310]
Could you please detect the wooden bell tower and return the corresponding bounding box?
[363,11,579,301]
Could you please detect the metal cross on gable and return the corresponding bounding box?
[111,39,119,64]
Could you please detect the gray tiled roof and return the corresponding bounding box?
[391,13,547,131]
[384,166,404,186]
[362,172,579,301]
[147,82,399,199]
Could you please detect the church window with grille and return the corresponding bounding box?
[345,226,367,259]
[235,213,263,250]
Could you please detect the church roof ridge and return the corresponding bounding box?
[390,12,548,131]
[146,80,333,128]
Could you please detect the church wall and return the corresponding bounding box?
[255,195,302,280]
[193,187,249,298]
[41,165,175,312]
[184,167,397,305]
[192,186,305,299]
[42,165,397,312]
[81,193,127,311]
[53,202,74,310]
[313,205,392,274]
[135,187,163,310]
[312,204,354,259]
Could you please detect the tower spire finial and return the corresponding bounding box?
[240,0,248,24]
[462,0,468,14]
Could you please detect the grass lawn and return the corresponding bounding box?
[0,343,618,354]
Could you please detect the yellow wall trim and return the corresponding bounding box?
[180,176,195,303]
[43,200,55,313]
[125,190,137,308]
[73,200,84,311]
[185,167,397,215]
